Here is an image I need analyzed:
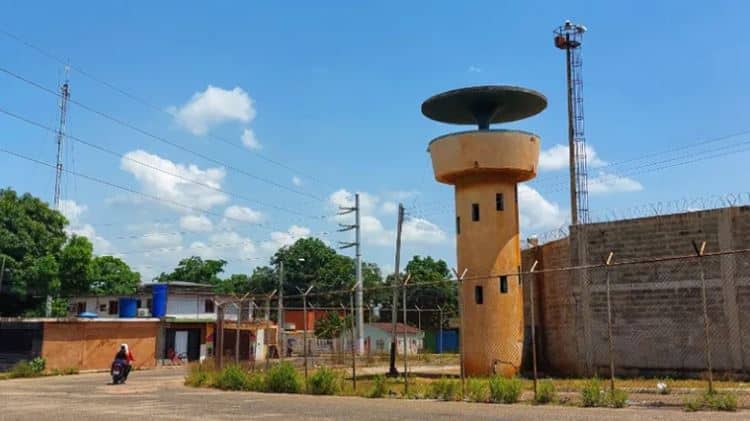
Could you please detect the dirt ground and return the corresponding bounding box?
[0,367,747,420]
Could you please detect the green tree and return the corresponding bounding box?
[156,256,227,285]
[90,255,140,295]
[0,188,67,300]
[215,273,251,294]
[314,312,351,339]
[59,235,94,297]
[248,266,277,294]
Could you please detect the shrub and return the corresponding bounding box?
[51,367,79,376]
[488,376,522,404]
[368,375,389,398]
[309,367,341,395]
[534,380,556,404]
[246,372,266,392]
[580,378,604,407]
[465,378,488,402]
[9,358,46,379]
[430,377,462,401]
[29,357,45,373]
[684,395,703,412]
[185,363,215,388]
[265,362,301,394]
[705,391,738,412]
[606,389,628,408]
[214,365,250,391]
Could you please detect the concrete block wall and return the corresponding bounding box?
[523,206,750,377]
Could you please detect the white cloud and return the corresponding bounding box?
[402,217,447,245]
[59,199,115,255]
[588,172,643,195]
[292,176,302,187]
[179,214,213,232]
[381,201,397,214]
[224,205,263,224]
[59,199,87,225]
[168,85,256,135]
[241,128,262,150]
[261,225,312,253]
[468,65,482,73]
[121,150,228,212]
[188,231,257,261]
[139,231,183,249]
[538,144,606,171]
[518,184,567,232]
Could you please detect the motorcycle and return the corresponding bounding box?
[111,359,128,384]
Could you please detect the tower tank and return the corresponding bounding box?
[422,86,546,376]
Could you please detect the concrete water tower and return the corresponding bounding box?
[422,86,546,376]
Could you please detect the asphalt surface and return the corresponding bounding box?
[0,368,746,420]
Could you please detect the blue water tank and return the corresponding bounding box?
[151,283,168,317]
[118,298,138,318]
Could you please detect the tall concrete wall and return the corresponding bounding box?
[42,320,158,371]
[523,206,750,377]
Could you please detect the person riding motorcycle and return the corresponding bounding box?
[112,344,135,382]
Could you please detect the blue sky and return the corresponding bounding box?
[2,1,749,280]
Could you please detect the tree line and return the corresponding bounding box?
[1,188,457,328]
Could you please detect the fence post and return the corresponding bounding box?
[403,274,412,396]
[298,286,314,393]
[216,301,225,370]
[452,268,468,398]
[528,260,539,400]
[604,252,615,393]
[437,305,444,354]
[694,240,714,393]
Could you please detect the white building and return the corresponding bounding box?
[365,323,424,355]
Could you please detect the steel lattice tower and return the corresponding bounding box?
[53,74,70,210]
[555,20,589,225]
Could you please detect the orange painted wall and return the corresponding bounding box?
[42,321,158,371]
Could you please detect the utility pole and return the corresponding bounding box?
[402,273,411,395]
[278,261,285,361]
[388,203,405,376]
[338,193,363,354]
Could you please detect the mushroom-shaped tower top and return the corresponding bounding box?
[421,85,547,130]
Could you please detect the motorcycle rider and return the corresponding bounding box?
[113,344,135,381]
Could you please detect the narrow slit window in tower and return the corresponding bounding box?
[456,216,461,234]
[496,193,504,211]
[475,285,483,304]
[500,276,508,294]
[472,203,480,221]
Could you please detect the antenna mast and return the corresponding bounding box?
[555,20,589,225]
[53,67,70,209]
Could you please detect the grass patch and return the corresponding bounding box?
[309,367,341,395]
[50,367,79,376]
[214,365,250,391]
[580,378,604,407]
[534,380,556,404]
[367,375,389,398]
[429,377,462,401]
[185,362,215,387]
[685,390,739,412]
[265,362,302,394]
[465,378,488,402]
[606,389,628,408]
[8,358,46,379]
[489,376,522,404]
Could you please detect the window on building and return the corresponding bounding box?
[147,299,153,311]
[500,276,508,294]
[99,304,107,312]
[205,299,215,313]
[472,203,480,221]
[496,193,504,211]
[76,302,87,314]
[456,216,461,235]
[108,300,119,315]
[475,285,483,304]
[136,299,142,308]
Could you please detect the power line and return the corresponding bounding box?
[0,66,326,202]
[0,147,325,238]
[0,106,327,220]
[0,28,337,191]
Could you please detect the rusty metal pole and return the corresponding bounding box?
[216,301,225,370]
[694,240,714,393]
[604,252,615,393]
[452,268,468,397]
[528,261,539,399]
[437,305,444,354]
[234,302,240,365]
[298,286,314,393]
[346,290,357,392]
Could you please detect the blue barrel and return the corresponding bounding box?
[151,284,168,317]
[118,298,138,318]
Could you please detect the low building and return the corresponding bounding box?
[366,323,424,355]
[0,318,159,371]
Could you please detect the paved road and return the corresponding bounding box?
[0,368,745,420]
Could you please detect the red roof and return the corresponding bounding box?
[368,322,421,334]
